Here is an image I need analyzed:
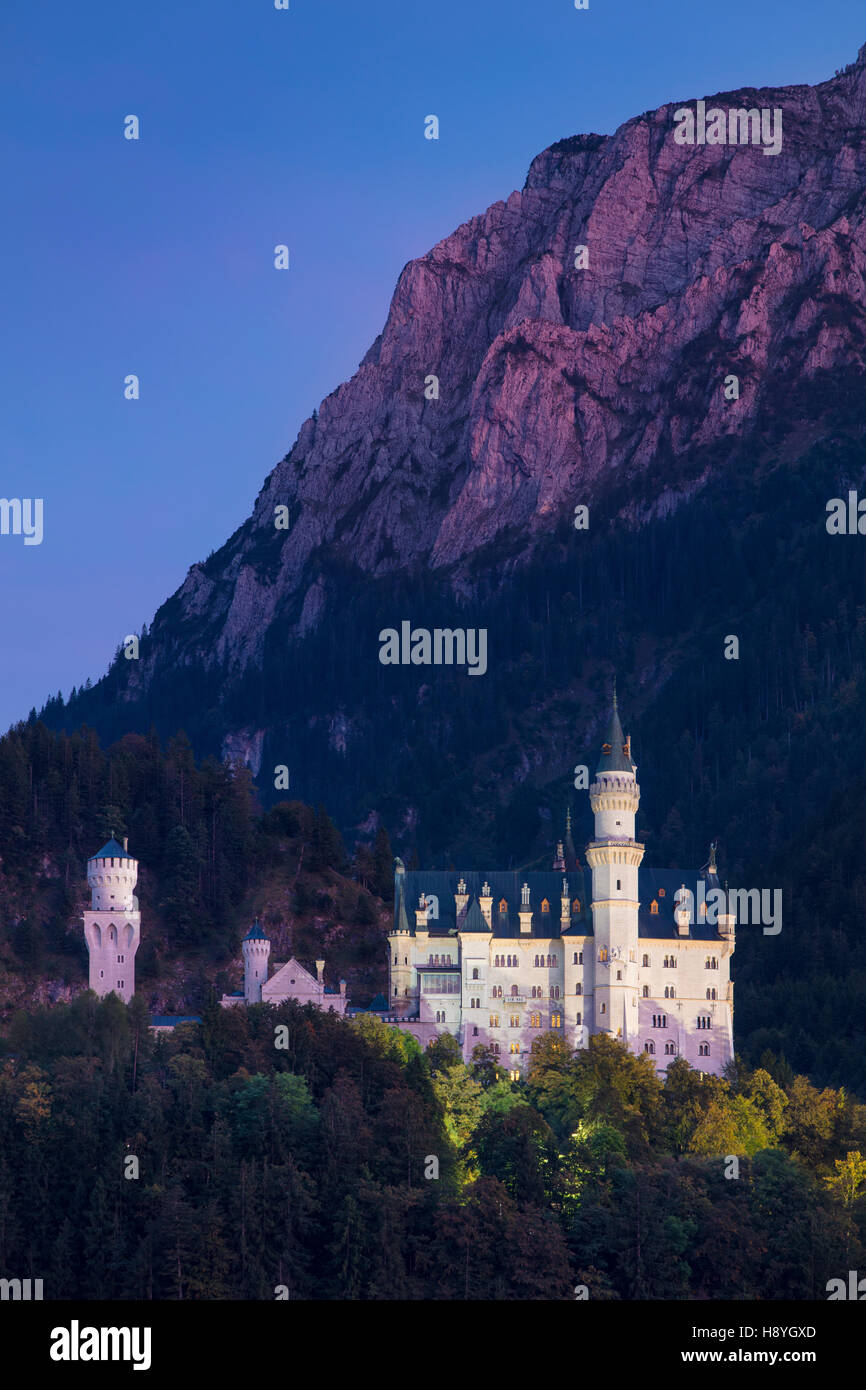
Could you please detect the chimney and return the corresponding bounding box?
[315,959,325,984]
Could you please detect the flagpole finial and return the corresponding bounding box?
[612,675,618,711]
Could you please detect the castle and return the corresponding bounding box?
[219,922,348,1014]
[387,695,735,1077]
[82,837,141,1004]
[81,838,346,1022]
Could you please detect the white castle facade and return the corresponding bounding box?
[387,697,735,1078]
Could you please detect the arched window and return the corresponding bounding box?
[600,1002,606,1014]
[552,955,557,967]
[511,984,519,997]
[642,984,649,997]
[642,954,649,967]
[551,1013,562,1027]
[664,1041,676,1055]
[664,985,675,999]
[645,1041,655,1055]
[531,1012,541,1027]
[472,967,479,980]
[576,1011,582,1025]
[706,987,716,1000]
[550,985,560,999]
[576,983,582,996]
[658,888,666,897]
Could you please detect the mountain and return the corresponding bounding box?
[44,45,866,862]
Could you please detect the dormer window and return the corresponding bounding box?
[602,742,612,756]
[499,898,508,913]
[658,888,666,898]
[650,900,658,915]
[541,898,550,914]
[572,898,581,912]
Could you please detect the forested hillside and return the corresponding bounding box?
[0,1003,863,1300]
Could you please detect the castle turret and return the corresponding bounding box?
[243,921,271,1003]
[586,687,644,1040]
[388,859,414,1011]
[82,836,140,1003]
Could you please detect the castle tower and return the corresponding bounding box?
[243,921,271,1003]
[585,688,644,1041]
[388,859,414,1012]
[82,836,140,1003]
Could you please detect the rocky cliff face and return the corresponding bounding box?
[55,45,866,849]
[127,45,866,683]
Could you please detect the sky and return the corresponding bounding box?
[1,0,863,732]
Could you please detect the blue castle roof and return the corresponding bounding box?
[243,920,270,941]
[90,837,132,861]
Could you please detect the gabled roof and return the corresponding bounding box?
[90,837,131,861]
[460,897,489,934]
[264,956,321,990]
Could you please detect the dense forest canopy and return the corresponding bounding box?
[0,1002,863,1300]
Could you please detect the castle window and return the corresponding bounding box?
[510,1043,519,1055]
[576,983,582,996]
[552,954,557,967]
[531,1012,541,1027]
[473,1026,478,1036]
[697,1015,712,1030]
[552,1013,562,1027]
[600,1002,606,1014]
[652,1014,667,1028]
[394,987,398,995]
[572,899,581,913]
[650,900,658,915]
[645,1041,655,1055]
[472,968,479,980]
[599,947,608,962]
[706,988,716,1000]
[541,898,550,914]
[510,1014,519,1026]
[489,1014,500,1028]
[492,1042,501,1055]
[550,985,560,999]
[658,888,665,897]
[616,970,622,981]
[664,1042,676,1056]
[576,1012,582,1025]
[616,879,621,891]
[509,1069,520,1081]
[642,985,649,997]
[499,899,508,913]
[664,985,675,999]
[642,954,649,967]
[699,1043,710,1057]
[394,956,397,965]
[404,957,408,965]
[511,985,519,997]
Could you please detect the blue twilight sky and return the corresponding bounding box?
[0,0,863,732]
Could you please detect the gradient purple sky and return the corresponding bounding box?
[1,0,862,730]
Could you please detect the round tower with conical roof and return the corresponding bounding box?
[585,687,644,1043]
[82,836,140,1003]
[243,921,271,1003]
